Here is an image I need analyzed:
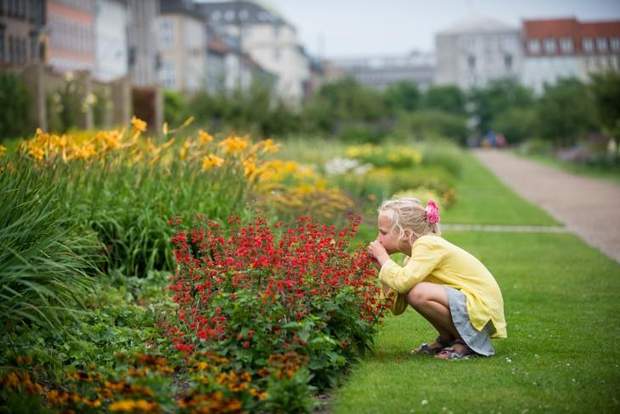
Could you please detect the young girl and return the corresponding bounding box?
[367,197,507,359]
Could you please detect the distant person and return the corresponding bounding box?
[367,197,507,359]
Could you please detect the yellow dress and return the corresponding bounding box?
[379,234,507,338]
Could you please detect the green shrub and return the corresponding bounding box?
[396,110,470,144]
[0,72,32,141]
[0,159,101,332]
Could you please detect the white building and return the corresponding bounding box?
[197,1,310,105]
[127,0,160,87]
[435,16,522,90]
[159,1,207,92]
[522,18,620,94]
[328,51,436,91]
[94,0,129,82]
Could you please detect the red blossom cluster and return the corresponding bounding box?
[166,215,386,353]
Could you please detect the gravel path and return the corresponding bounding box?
[473,149,620,263]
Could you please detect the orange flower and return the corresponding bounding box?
[131,116,147,133]
[202,154,224,171]
[198,129,214,144]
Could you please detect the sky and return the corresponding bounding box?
[257,0,620,58]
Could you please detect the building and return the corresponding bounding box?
[197,0,309,105]
[522,18,620,93]
[328,51,435,91]
[127,0,160,87]
[94,0,129,82]
[435,15,522,90]
[159,0,207,93]
[47,0,96,73]
[0,0,47,67]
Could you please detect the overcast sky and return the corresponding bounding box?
[258,0,620,58]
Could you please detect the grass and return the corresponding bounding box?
[332,231,620,413]
[514,151,620,185]
[331,150,619,413]
[442,153,559,226]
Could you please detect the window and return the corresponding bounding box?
[528,39,541,54]
[611,37,620,51]
[8,35,13,63]
[211,10,221,21]
[582,38,594,53]
[596,37,608,52]
[0,26,4,62]
[225,10,235,21]
[504,54,513,70]
[159,19,174,49]
[559,38,573,53]
[467,54,476,70]
[543,38,556,54]
[273,47,280,61]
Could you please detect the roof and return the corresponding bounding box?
[195,0,293,29]
[438,15,517,35]
[522,18,579,39]
[160,0,203,19]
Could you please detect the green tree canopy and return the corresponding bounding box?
[384,81,420,112]
[536,77,597,147]
[590,71,620,155]
[468,79,534,134]
[422,85,466,116]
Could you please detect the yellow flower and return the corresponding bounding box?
[218,136,249,154]
[179,141,191,161]
[257,138,279,154]
[29,146,45,161]
[243,157,256,177]
[108,399,155,412]
[0,145,6,157]
[131,116,147,133]
[202,154,224,171]
[198,129,214,144]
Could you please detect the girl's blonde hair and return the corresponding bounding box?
[378,197,441,242]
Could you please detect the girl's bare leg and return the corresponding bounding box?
[406,282,460,344]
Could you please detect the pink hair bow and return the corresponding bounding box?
[425,200,440,224]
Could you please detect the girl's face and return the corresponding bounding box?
[377,214,411,254]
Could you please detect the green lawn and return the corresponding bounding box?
[442,154,559,226]
[332,153,619,413]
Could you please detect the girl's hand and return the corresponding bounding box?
[367,240,390,266]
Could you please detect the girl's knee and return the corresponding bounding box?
[407,283,433,307]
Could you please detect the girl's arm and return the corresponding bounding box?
[378,240,444,294]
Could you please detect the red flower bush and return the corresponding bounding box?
[166,215,387,391]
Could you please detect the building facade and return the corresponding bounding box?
[47,0,96,73]
[435,16,522,90]
[127,0,159,87]
[159,0,207,93]
[197,0,309,105]
[328,51,435,91]
[0,0,47,67]
[94,0,128,81]
[522,18,620,93]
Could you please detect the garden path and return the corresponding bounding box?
[473,149,620,263]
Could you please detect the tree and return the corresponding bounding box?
[536,78,597,147]
[491,107,538,144]
[590,71,620,157]
[422,85,466,115]
[384,81,420,112]
[0,72,32,140]
[396,110,469,144]
[468,79,534,134]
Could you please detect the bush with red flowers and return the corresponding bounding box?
[166,215,388,400]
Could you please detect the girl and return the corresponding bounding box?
[367,197,507,359]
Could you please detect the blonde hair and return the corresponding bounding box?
[378,197,441,242]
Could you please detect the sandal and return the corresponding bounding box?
[411,336,453,355]
[435,339,477,360]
